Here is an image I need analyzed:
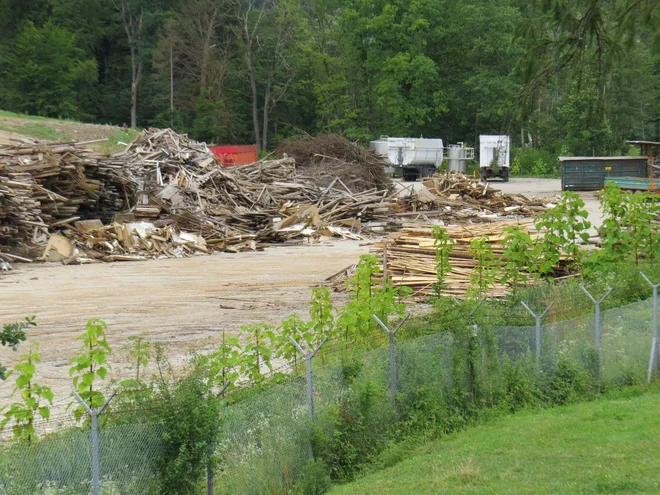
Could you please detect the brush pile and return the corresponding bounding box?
[1,129,396,263]
[276,134,392,192]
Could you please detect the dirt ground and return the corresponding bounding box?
[0,177,597,412]
[0,241,368,409]
[497,178,603,234]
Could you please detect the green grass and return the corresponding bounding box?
[0,109,139,152]
[92,129,138,153]
[331,386,660,495]
[14,122,67,140]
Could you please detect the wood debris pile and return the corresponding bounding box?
[1,128,397,263]
[395,173,550,223]
[0,141,128,262]
[377,221,537,299]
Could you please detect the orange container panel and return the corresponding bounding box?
[210,145,258,168]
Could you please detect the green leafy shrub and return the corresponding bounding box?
[155,366,221,495]
[542,358,596,405]
[0,317,36,380]
[69,318,111,420]
[1,343,54,443]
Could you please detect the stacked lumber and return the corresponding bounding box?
[377,221,537,299]
[0,142,127,251]
[395,173,549,223]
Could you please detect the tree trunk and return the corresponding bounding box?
[245,35,261,150]
[200,7,218,89]
[130,60,142,128]
[262,81,272,151]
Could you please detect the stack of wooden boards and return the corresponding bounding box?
[0,141,127,262]
[0,129,396,263]
[395,173,549,223]
[377,221,536,299]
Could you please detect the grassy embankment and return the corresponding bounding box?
[332,385,660,495]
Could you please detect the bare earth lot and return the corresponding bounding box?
[0,178,599,409]
[0,242,367,406]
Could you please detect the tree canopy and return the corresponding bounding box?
[0,0,657,156]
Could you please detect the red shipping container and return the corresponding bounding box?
[209,144,258,168]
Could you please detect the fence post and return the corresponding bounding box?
[373,314,410,415]
[72,390,116,495]
[382,239,388,287]
[520,301,554,371]
[289,336,328,459]
[466,299,485,401]
[640,272,660,383]
[581,286,612,380]
[207,382,230,495]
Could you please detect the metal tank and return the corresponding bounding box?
[447,143,474,173]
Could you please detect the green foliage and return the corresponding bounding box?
[467,237,499,298]
[239,323,276,384]
[116,335,153,407]
[586,186,660,274]
[501,358,538,412]
[314,379,392,482]
[542,358,597,406]
[0,343,54,443]
[208,332,243,392]
[534,192,591,273]
[155,366,221,495]
[308,287,336,343]
[431,226,454,295]
[68,318,111,419]
[501,226,534,287]
[0,21,96,118]
[296,459,332,495]
[337,255,409,346]
[0,317,35,380]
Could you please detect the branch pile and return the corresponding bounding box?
[276,134,392,192]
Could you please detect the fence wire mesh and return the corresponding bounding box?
[0,295,657,494]
[0,422,164,495]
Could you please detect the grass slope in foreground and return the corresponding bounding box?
[331,386,660,495]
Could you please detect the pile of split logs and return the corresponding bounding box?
[395,173,550,223]
[377,221,536,299]
[0,128,395,263]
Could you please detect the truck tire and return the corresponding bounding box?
[502,168,509,182]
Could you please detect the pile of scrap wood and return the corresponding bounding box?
[394,173,550,223]
[275,134,392,192]
[375,221,537,299]
[0,128,397,263]
[0,140,128,262]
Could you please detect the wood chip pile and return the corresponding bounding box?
[377,221,537,299]
[0,129,396,263]
[395,173,550,223]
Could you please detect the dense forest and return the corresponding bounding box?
[0,0,658,161]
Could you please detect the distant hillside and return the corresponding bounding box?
[0,110,138,153]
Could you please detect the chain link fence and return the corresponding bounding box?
[0,422,164,495]
[0,293,657,494]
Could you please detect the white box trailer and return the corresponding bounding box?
[479,135,510,181]
[369,136,444,180]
